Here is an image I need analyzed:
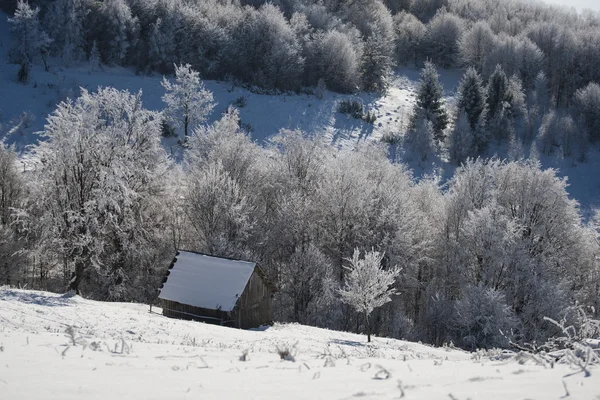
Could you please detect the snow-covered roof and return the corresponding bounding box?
[158,251,256,312]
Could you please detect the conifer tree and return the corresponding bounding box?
[449,111,474,164]
[8,0,51,68]
[457,68,487,131]
[89,40,101,71]
[486,64,509,121]
[411,61,448,142]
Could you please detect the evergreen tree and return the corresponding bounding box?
[411,61,448,142]
[449,111,474,164]
[486,64,509,121]
[44,0,86,65]
[457,68,487,131]
[8,0,51,68]
[89,40,101,71]
[405,108,437,163]
[148,17,175,74]
[574,82,600,143]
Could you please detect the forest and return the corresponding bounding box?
[1,0,600,350]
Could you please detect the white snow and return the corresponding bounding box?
[1,287,599,399]
[158,251,256,312]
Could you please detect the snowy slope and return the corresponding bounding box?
[1,288,599,400]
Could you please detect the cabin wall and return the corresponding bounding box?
[161,299,231,325]
[232,270,273,329]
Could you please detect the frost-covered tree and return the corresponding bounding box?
[486,64,509,121]
[8,0,51,68]
[148,17,176,74]
[424,9,464,68]
[182,108,264,256]
[99,0,138,65]
[308,30,362,93]
[339,248,401,342]
[405,110,437,163]
[459,21,494,72]
[182,161,254,256]
[89,40,101,71]
[0,144,26,285]
[457,68,487,132]
[453,285,516,350]
[162,63,215,138]
[44,0,86,65]
[573,82,600,143]
[393,11,426,66]
[411,61,448,141]
[448,111,474,164]
[29,87,172,298]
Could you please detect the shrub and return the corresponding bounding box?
[232,96,247,108]
[337,99,364,119]
[17,60,30,83]
[453,285,517,350]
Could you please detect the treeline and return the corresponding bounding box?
[4,0,600,100]
[1,82,599,349]
[402,60,600,166]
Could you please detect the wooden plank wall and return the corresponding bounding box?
[232,269,273,329]
[161,299,230,325]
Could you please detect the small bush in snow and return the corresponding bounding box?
[380,131,402,145]
[17,60,30,83]
[276,342,297,361]
[337,99,364,119]
[453,285,516,350]
[232,96,247,108]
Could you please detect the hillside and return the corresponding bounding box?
[0,287,598,399]
[1,8,599,212]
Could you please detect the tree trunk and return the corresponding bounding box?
[184,114,189,137]
[366,312,371,343]
[69,261,85,295]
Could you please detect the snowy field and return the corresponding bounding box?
[0,288,598,400]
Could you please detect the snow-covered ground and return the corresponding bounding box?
[0,288,598,399]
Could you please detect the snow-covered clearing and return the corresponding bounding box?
[0,288,598,399]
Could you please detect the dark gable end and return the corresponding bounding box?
[158,250,274,329]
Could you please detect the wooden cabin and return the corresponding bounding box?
[158,250,275,329]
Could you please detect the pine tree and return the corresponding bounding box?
[89,40,101,71]
[339,248,400,343]
[162,63,215,138]
[148,17,175,74]
[44,0,86,65]
[449,111,474,164]
[405,109,436,163]
[8,0,51,67]
[457,68,487,131]
[411,61,448,142]
[486,64,509,121]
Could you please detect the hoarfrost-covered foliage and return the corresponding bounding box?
[161,63,215,138]
[339,248,401,342]
[8,0,50,67]
[23,87,173,300]
[3,0,600,351]
[410,62,448,142]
